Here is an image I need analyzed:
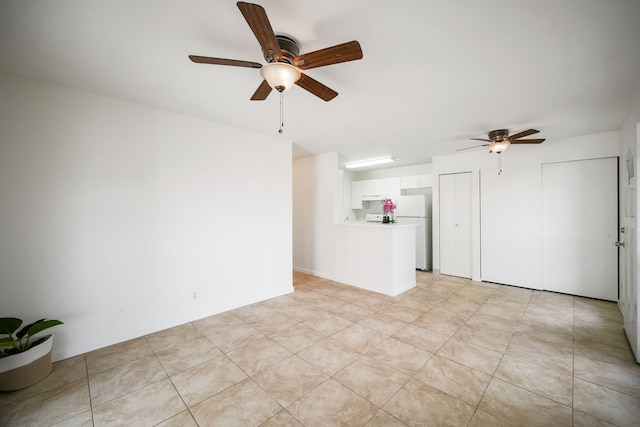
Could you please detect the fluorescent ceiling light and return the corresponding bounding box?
[344,157,395,169]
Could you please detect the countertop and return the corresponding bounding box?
[335,221,416,228]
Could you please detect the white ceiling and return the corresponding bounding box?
[2,0,640,169]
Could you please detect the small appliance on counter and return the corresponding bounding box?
[365,213,385,223]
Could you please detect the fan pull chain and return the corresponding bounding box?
[498,153,503,175]
[278,91,284,134]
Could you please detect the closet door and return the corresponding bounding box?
[542,157,618,301]
[480,166,544,289]
[439,172,472,278]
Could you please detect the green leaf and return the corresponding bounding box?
[0,318,22,336]
[16,318,45,339]
[0,337,17,347]
[26,319,63,337]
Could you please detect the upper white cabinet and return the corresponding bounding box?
[401,174,433,189]
[362,179,388,200]
[386,177,401,201]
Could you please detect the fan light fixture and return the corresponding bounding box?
[488,141,510,154]
[260,62,301,92]
[344,157,395,169]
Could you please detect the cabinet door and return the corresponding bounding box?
[373,179,387,196]
[439,173,472,278]
[401,174,433,189]
[386,177,401,202]
[361,180,374,196]
[351,181,363,209]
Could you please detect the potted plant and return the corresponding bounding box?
[381,198,397,223]
[0,317,63,391]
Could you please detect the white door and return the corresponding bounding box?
[439,172,472,278]
[480,166,544,289]
[542,157,618,301]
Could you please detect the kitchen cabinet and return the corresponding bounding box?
[351,180,363,209]
[401,174,433,189]
[439,172,472,278]
[386,177,401,202]
[362,179,387,200]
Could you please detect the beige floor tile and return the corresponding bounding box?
[227,336,292,376]
[412,306,471,336]
[513,320,574,352]
[276,301,326,322]
[303,311,353,335]
[170,355,247,407]
[573,377,640,427]
[506,335,574,375]
[191,311,244,335]
[383,377,475,426]
[261,410,304,426]
[252,355,328,407]
[478,378,572,427]
[330,302,375,322]
[437,338,503,375]
[368,336,432,375]
[574,354,640,398]
[247,310,300,335]
[191,378,282,426]
[574,339,637,366]
[231,302,277,322]
[88,354,167,406]
[145,323,204,352]
[50,410,94,427]
[331,322,388,353]
[297,337,361,376]
[414,354,491,406]
[357,312,408,337]
[453,322,512,353]
[379,299,426,322]
[334,355,409,407]
[495,354,573,406]
[92,378,185,426]
[155,410,199,427]
[364,410,407,426]
[574,325,633,353]
[85,337,154,375]
[572,410,617,427]
[352,295,394,312]
[287,379,378,427]
[155,335,222,376]
[0,379,90,427]
[467,409,512,427]
[475,301,526,321]
[204,321,265,353]
[269,323,325,353]
[392,323,450,353]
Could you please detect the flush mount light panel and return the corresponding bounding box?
[344,157,395,169]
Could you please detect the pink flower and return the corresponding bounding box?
[381,198,396,215]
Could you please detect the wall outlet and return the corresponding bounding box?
[192,291,197,299]
[117,307,125,318]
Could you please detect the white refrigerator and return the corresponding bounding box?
[395,195,432,271]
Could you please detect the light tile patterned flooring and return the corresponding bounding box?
[1,271,640,426]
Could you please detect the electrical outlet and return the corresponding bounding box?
[192,291,197,299]
[117,307,125,318]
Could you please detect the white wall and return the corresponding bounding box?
[432,131,621,281]
[0,74,293,361]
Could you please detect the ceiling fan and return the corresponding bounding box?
[189,1,363,102]
[461,129,545,154]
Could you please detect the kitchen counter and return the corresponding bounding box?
[331,221,417,296]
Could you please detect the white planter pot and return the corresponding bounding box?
[0,334,53,391]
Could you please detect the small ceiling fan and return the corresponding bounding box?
[460,129,545,154]
[189,1,363,102]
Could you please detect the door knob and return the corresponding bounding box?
[614,241,625,247]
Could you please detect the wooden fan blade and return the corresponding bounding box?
[295,73,338,101]
[250,80,272,100]
[189,55,262,69]
[237,2,282,62]
[510,138,545,144]
[469,138,491,142]
[294,41,363,70]
[508,129,539,140]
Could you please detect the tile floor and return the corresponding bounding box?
[1,271,640,426]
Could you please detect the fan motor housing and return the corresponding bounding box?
[265,35,299,65]
[489,129,510,142]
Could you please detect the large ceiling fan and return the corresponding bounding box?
[462,129,545,154]
[189,1,363,102]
